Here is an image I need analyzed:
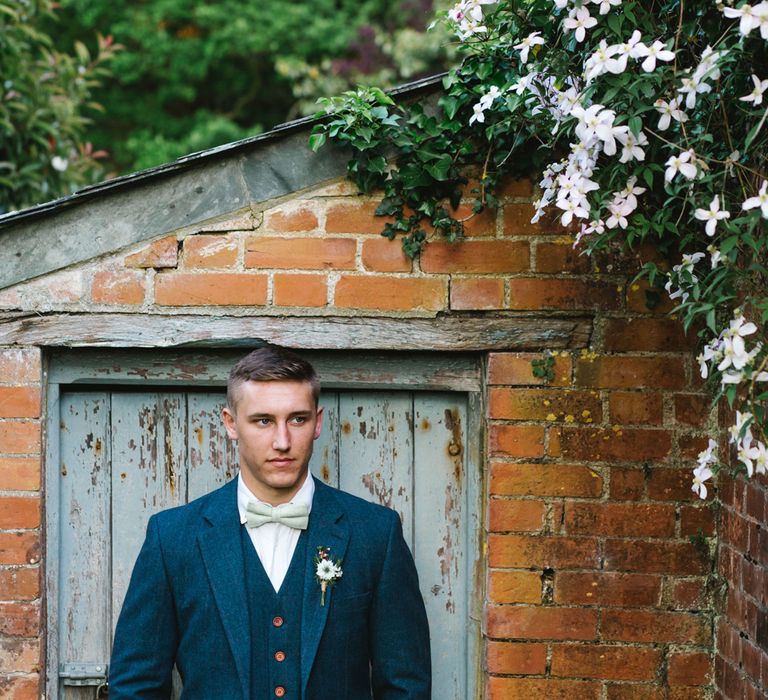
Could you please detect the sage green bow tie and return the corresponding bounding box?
[245,501,309,530]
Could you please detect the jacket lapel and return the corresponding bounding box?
[197,478,251,700]
[301,478,349,695]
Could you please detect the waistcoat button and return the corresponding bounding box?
[275,686,285,697]
[272,616,284,627]
[275,650,286,662]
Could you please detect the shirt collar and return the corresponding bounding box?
[237,470,315,525]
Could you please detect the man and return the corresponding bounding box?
[109,346,431,699]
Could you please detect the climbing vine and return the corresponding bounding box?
[311,0,768,495]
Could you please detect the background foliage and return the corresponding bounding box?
[43,0,455,173]
[0,0,117,213]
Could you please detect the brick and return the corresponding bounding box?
[0,350,40,384]
[361,238,412,272]
[245,236,356,270]
[647,468,700,501]
[486,605,598,640]
[604,539,709,574]
[183,234,239,268]
[0,423,40,455]
[0,497,40,529]
[0,568,39,600]
[508,278,621,310]
[489,424,545,458]
[680,505,716,536]
[551,427,672,462]
[602,609,710,644]
[324,201,392,234]
[668,578,707,609]
[0,638,39,673]
[450,278,504,310]
[610,468,645,499]
[0,532,40,566]
[263,205,318,232]
[554,572,660,607]
[0,458,39,491]
[678,434,711,460]
[604,318,694,352]
[458,205,497,237]
[744,481,766,522]
[155,272,267,306]
[487,677,600,699]
[551,644,661,681]
[534,240,591,274]
[273,274,327,307]
[488,570,542,604]
[91,270,146,305]
[489,388,601,423]
[488,352,572,387]
[0,602,39,636]
[486,641,546,674]
[0,674,40,700]
[125,235,178,268]
[488,534,599,569]
[741,558,765,603]
[502,203,555,236]
[674,394,713,428]
[606,685,665,700]
[490,462,603,498]
[25,269,83,303]
[608,392,663,425]
[489,499,545,532]
[196,211,254,232]
[576,356,686,389]
[334,276,446,311]
[0,388,40,419]
[626,279,676,314]
[564,502,676,537]
[668,651,712,685]
[421,240,529,273]
[497,177,534,198]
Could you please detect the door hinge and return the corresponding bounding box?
[60,662,108,686]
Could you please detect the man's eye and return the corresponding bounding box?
[255,418,272,426]
[291,416,307,425]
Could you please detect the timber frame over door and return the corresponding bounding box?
[45,349,484,700]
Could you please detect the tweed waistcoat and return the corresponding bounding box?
[241,524,307,700]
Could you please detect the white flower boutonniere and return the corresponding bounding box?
[314,546,343,606]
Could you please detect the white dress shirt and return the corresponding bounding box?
[237,472,315,592]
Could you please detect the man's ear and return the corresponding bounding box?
[222,406,238,440]
[313,405,324,440]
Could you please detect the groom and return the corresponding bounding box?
[109,346,431,699]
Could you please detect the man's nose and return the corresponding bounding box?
[272,422,291,451]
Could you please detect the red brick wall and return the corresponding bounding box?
[714,471,768,699]
[0,176,726,698]
[0,349,43,699]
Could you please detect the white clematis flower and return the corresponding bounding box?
[563,6,597,42]
[664,149,697,182]
[590,0,622,14]
[514,31,545,64]
[742,180,768,217]
[654,97,687,130]
[635,40,675,72]
[739,74,768,105]
[723,2,762,35]
[694,196,730,237]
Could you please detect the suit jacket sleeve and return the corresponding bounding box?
[368,511,431,699]
[109,514,178,699]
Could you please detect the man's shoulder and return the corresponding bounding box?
[316,479,398,528]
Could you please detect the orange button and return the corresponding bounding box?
[272,616,284,627]
[275,651,286,662]
[275,687,285,697]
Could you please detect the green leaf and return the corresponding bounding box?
[308,132,327,152]
[628,116,642,139]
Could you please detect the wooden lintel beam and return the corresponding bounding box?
[0,313,592,351]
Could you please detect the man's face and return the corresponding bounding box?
[222,379,323,505]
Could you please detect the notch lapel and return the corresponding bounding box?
[197,479,251,700]
[301,478,350,696]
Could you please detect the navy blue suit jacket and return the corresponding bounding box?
[109,477,431,699]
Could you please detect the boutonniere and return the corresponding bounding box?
[314,546,343,606]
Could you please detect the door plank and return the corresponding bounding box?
[414,393,468,700]
[310,392,340,488]
[337,392,414,548]
[58,392,111,699]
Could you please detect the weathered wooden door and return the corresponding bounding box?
[54,386,472,699]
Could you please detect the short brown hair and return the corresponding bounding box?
[226,346,320,410]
